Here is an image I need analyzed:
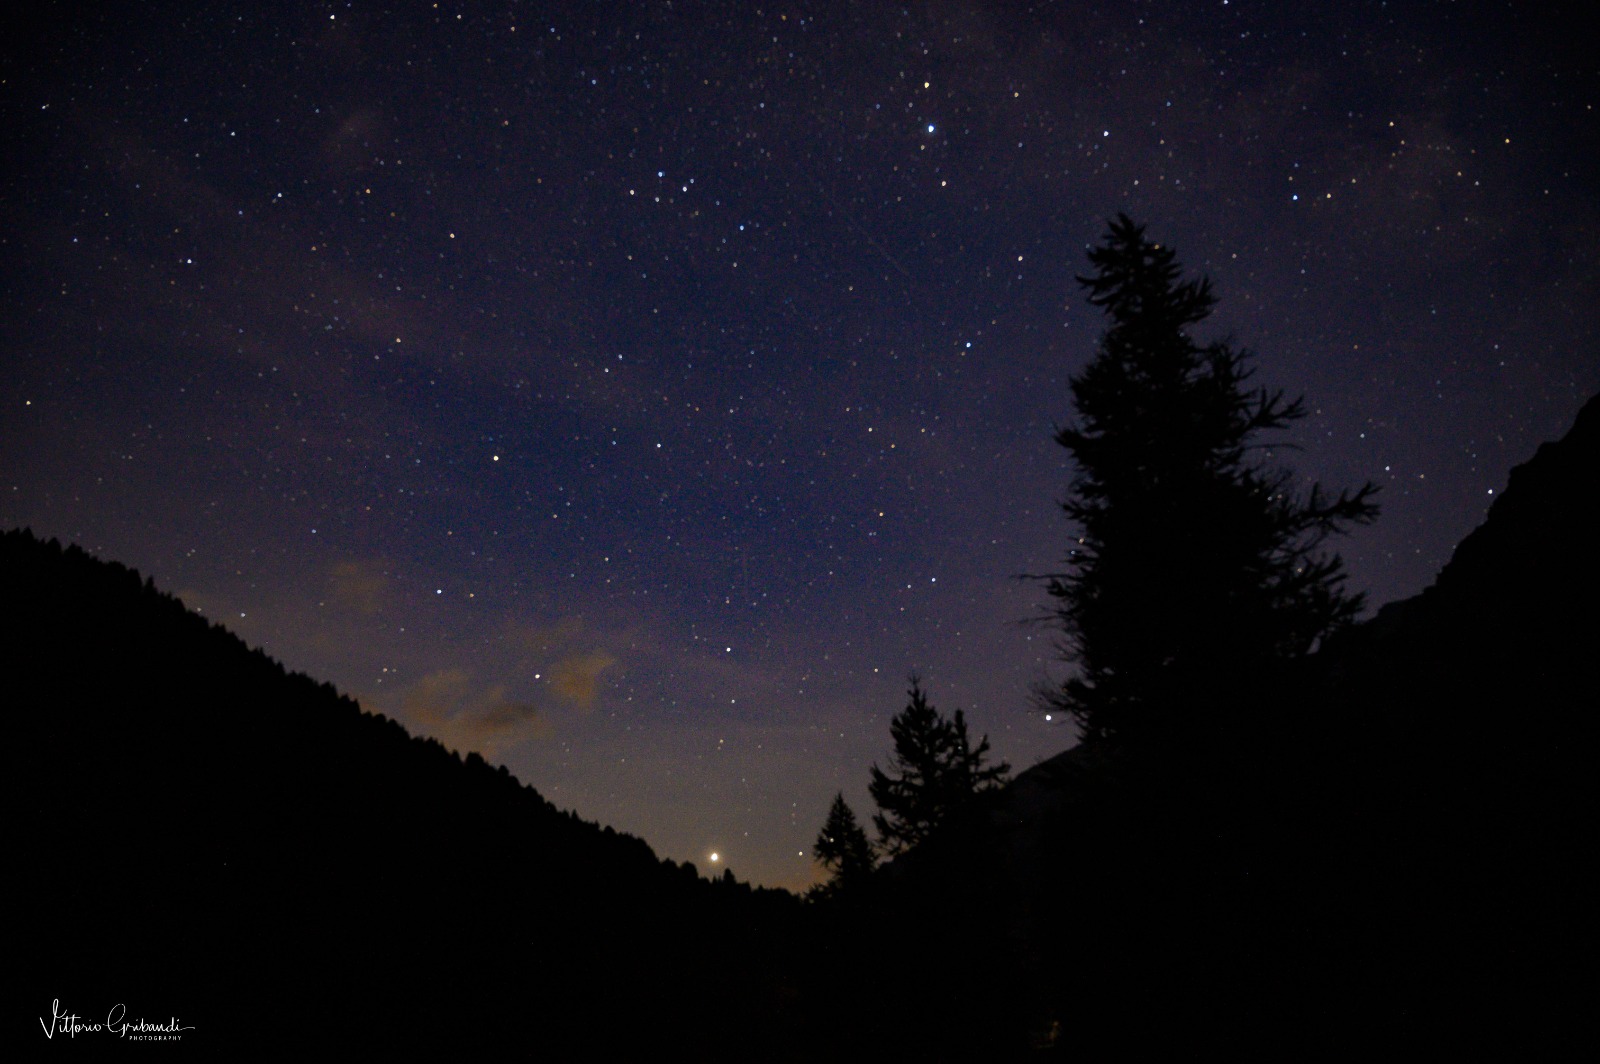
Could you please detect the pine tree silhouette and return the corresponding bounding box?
[1037,215,1377,745]
[869,677,1008,856]
[812,792,875,895]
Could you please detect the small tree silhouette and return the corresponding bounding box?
[812,792,875,894]
[869,677,1009,857]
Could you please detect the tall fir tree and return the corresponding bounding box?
[1040,215,1377,745]
[869,677,1009,857]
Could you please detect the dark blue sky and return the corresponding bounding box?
[5,0,1595,888]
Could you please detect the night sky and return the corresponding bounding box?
[5,0,1595,891]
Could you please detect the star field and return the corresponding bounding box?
[4,0,1595,889]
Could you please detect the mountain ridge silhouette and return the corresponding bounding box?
[8,528,805,1055]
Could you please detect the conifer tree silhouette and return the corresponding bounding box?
[869,677,1009,856]
[812,792,875,894]
[1038,215,1377,745]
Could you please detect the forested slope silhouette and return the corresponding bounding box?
[9,529,802,1055]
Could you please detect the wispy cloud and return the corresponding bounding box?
[382,667,554,757]
[549,650,617,710]
[329,558,389,615]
